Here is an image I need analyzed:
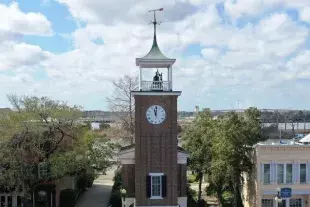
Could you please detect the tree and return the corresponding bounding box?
[0,95,89,198]
[215,107,267,207]
[50,131,119,178]
[99,122,110,130]
[106,75,138,145]
[183,110,214,202]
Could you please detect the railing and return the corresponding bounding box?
[141,81,170,91]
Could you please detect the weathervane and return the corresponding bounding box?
[148,8,164,40]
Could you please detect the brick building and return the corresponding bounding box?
[118,9,188,207]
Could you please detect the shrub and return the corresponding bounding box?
[187,174,196,183]
[59,189,76,207]
[109,167,123,207]
[222,191,234,205]
[198,199,207,207]
[187,184,197,207]
[76,176,88,190]
[109,191,122,207]
[86,173,95,188]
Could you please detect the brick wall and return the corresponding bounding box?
[134,94,179,206]
[178,164,187,197]
[121,164,135,197]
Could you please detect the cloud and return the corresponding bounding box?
[300,7,310,22]
[0,2,53,71]
[1,0,310,110]
[0,42,52,71]
[224,0,310,20]
[0,2,53,36]
[55,0,218,24]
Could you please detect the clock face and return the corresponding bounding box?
[146,105,166,125]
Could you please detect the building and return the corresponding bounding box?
[0,124,77,207]
[118,9,188,207]
[243,141,310,207]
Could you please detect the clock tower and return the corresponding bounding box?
[118,8,188,207]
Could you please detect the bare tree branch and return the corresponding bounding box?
[106,75,138,144]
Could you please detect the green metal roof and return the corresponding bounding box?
[140,34,171,60]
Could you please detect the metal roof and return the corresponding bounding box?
[136,16,175,67]
[299,133,310,143]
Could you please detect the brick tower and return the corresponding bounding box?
[118,8,188,207]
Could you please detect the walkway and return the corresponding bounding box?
[76,168,115,207]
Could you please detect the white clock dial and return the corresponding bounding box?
[146,105,166,125]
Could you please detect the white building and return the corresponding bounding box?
[243,141,310,207]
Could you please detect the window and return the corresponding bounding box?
[261,199,273,207]
[38,162,49,179]
[147,173,167,199]
[286,164,293,184]
[290,198,302,207]
[277,164,284,184]
[151,176,161,197]
[300,164,306,184]
[263,164,270,184]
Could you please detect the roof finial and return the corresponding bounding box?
[148,8,163,47]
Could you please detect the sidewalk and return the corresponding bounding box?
[76,168,115,207]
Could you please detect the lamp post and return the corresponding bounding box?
[275,187,283,204]
[120,188,127,207]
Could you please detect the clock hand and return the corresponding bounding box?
[154,106,157,117]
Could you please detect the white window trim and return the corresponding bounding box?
[263,164,271,184]
[285,163,293,184]
[300,163,307,184]
[149,173,164,199]
[277,163,285,184]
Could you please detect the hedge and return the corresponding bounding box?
[109,168,123,207]
[59,189,76,207]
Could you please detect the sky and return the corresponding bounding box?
[0,0,310,111]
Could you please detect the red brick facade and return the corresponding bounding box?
[134,94,179,206]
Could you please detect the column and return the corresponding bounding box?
[170,65,173,91]
[139,66,142,91]
[286,198,289,207]
[297,161,300,184]
[293,162,296,184]
[167,67,171,91]
[306,161,310,184]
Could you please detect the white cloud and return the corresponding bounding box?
[224,0,310,20]
[201,48,221,60]
[0,42,52,71]
[56,0,208,24]
[1,0,310,110]
[300,7,310,22]
[0,2,52,36]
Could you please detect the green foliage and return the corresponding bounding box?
[0,95,83,195]
[187,184,198,207]
[99,123,110,130]
[183,107,266,207]
[183,110,215,201]
[59,189,76,207]
[50,131,119,178]
[187,174,197,183]
[109,169,123,207]
[211,107,266,206]
[222,191,234,204]
[0,94,118,199]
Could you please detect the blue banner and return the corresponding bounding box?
[280,188,292,198]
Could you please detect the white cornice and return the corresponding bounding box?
[131,91,182,96]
